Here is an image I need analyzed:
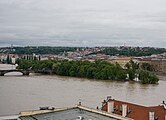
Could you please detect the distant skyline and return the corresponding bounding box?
[0,0,166,48]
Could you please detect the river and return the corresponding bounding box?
[0,64,166,116]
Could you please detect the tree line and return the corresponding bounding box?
[10,46,77,54]
[92,47,166,56]
[16,59,159,84]
[1,46,165,57]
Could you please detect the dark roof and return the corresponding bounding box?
[19,108,117,120]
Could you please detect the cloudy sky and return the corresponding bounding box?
[0,0,166,47]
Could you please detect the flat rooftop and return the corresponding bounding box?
[19,107,117,120]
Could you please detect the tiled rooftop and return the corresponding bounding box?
[102,98,166,120]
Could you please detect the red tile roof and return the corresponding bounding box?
[102,99,166,120]
[115,58,131,60]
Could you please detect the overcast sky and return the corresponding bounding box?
[0,0,166,47]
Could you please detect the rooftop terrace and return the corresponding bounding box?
[18,105,133,120]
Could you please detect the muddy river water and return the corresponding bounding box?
[0,64,165,116]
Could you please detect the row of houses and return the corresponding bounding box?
[0,53,166,74]
[140,58,166,74]
[109,57,166,74]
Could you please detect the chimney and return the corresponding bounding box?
[107,101,114,113]
[163,101,165,104]
[122,104,127,117]
[149,111,154,120]
[107,96,112,101]
[78,101,81,106]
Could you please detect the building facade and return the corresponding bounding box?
[108,57,132,68]
[140,58,166,74]
[102,97,166,120]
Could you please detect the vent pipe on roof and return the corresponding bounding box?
[160,100,166,110]
[78,101,81,106]
[122,104,127,117]
[107,101,114,113]
[149,111,154,120]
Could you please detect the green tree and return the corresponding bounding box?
[141,63,153,71]
[125,60,139,80]
[52,62,61,73]
[138,70,159,84]
[127,69,135,80]
[86,67,96,78]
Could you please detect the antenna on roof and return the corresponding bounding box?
[78,99,82,106]
[162,101,165,104]
[107,96,112,101]
[160,100,166,110]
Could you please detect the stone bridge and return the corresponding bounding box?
[0,69,53,76]
[0,69,30,76]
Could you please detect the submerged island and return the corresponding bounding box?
[16,59,159,84]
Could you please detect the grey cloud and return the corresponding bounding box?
[0,0,166,47]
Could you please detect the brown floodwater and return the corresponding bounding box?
[0,64,166,116]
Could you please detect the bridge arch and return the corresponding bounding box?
[0,70,30,76]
